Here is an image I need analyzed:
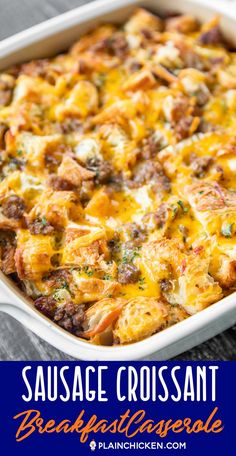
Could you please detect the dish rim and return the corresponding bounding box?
[0,0,236,360]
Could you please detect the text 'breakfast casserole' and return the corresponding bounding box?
[0,8,236,345]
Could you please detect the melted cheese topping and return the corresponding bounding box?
[0,8,236,345]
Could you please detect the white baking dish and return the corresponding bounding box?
[0,0,236,360]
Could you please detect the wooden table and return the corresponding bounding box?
[0,0,235,360]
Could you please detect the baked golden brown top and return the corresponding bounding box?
[0,8,236,345]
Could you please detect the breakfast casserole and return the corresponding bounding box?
[0,8,236,345]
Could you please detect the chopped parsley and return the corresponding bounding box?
[138,277,146,290]
[177,200,189,213]
[221,223,234,238]
[53,291,63,302]
[52,287,70,302]
[61,280,70,291]
[171,205,178,219]
[103,274,112,281]
[83,266,94,277]
[96,73,106,88]
[122,246,141,264]
[41,216,47,226]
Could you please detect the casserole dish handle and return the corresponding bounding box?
[0,287,69,352]
[0,287,43,334]
[0,287,32,328]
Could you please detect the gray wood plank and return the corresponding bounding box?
[0,0,91,40]
[0,0,235,360]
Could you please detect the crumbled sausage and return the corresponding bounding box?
[108,235,121,259]
[109,32,129,58]
[199,26,223,45]
[169,38,205,70]
[190,154,213,177]
[20,59,61,84]
[127,60,143,73]
[91,32,129,58]
[195,88,210,107]
[55,119,83,134]
[160,278,173,292]
[80,180,95,203]
[45,154,60,169]
[142,204,169,230]
[20,59,51,77]
[2,195,25,219]
[1,245,15,274]
[118,263,140,284]
[86,157,113,184]
[141,28,154,40]
[198,120,218,133]
[27,218,55,235]
[209,56,225,67]
[34,296,57,318]
[141,132,167,159]
[163,95,193,124]
[141,135,159,159]
[43,269,71,289]
[123,222,146,244]
[0,232,16,274]
[156,204,170,227]
[131,160,171,192]
[47,175,76,191]
[8,157,26,171]
[0,75,15,107]
[174,116,200,141]
[76,59,90,74]
[0,123,8,149]
[54,302,85,334]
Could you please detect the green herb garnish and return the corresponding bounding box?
[103,274,112,281]
[61,280,70,291]
[171,205,178,219]
[177,200,189,213]
[122,247,141,264]
[221,223,234,238]
[41,216,47,226]
[138,277,146,290]
[83,266,94,277]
